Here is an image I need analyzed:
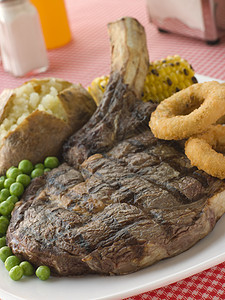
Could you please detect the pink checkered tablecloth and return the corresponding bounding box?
[125,263,225,300]
[1,0,225,299]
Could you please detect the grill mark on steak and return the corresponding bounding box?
[6,17,225,276]
[105,140,206,204]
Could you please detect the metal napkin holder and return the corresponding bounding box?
[146,0,225,44]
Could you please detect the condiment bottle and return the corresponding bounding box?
[31,0,71,49]
[0,0,48,77]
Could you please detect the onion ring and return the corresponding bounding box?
[149,81,225,140]
[185,125,225,179]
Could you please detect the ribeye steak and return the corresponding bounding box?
[7,17,225,276]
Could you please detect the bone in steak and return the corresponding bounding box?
[7,17,225,276]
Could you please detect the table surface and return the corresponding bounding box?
[1,0,225,299]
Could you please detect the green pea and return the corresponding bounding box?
[9,265,23,281]
[0,189,10,202]
[6,167,15,178]
[44,157,59,169]
[0,236,6,248]
[0,216,9,235]
[5,255,20,271]
[0,176,6,190]
[18,160,33,175]
[35,265,50,281]
[6,195,18,204]
[20,261,34,276]
[6,167,22,179]
[34,163,44,170]
[0,246,12,262]
[31,168,44,179]
[44,168,51,173]
[4,178,16,189]
[16,174,31,187]
[10,182,24,197]
[0,198,15,216]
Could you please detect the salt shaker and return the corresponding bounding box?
[0,0,48,77]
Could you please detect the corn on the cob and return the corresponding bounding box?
[142,55,197,103]
[87,55,197,105]
[87,76,109,106]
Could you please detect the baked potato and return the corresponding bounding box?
[0,78,96,174]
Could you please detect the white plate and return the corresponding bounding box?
[0,74,224,300]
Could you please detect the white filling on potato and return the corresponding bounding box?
[0,79,69,140]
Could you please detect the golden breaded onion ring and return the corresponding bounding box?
[185,125,225,179]
[149,81,225,140]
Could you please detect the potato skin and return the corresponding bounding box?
[0,111,70,172]
[58,84,97,131]
[0,79,96,174]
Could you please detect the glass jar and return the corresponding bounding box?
[0,0,48,77]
